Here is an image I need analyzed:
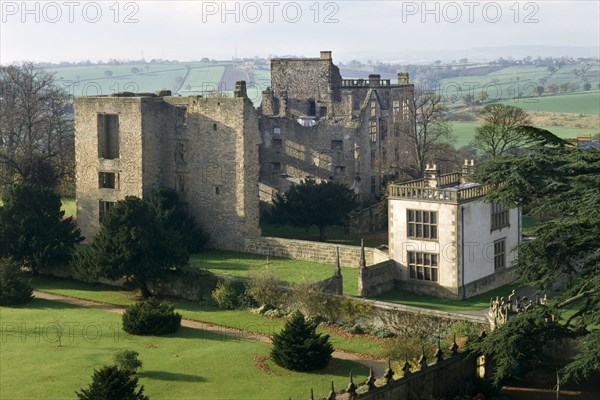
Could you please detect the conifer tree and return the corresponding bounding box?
[76,365,149,400]
[271,311,333,371]
[0,258,33,305]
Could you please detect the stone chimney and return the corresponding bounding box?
[425,163,440,188]
[369,74,381,87]
[320,50,332,60]
[397,72,409,85]
[461,159,476,182]
[234,81,247,98]
[261,87,274,116]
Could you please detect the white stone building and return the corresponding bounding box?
[387,162,521,298]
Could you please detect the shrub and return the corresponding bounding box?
[122,299,181,335]
[0,258,33,305]
[247,266,285,309]
[271,311,333,371]
[76,365,149,400]
[69,245,102,283]
[113,350,142,373]
[212,279,244,309]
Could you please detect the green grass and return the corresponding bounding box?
[61,198,76,219]
[261,223,388,248]
[190,250,359,296]
[0,299,369,400]
[374,283,520,312]
[29,275,381,356]
[450,122,598,148]
[499,91,600,115]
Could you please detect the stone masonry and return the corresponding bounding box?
[74,84,261,250]
[259,51,415,206]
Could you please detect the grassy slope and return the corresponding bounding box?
[374,282,520,312]
[190,250,359,296]
[30,276,382,356]
[0,299,368,400]
[499,91,600,115]
[450,121,597,148]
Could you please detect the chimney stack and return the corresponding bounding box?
[397,72,409,85]
[461,159,476,182]
[425,163,440,188]
[369,74,381,87]
[320,51,332,60]
[234,81,247,98]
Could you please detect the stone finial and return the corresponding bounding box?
[366,366,376,390]
[384,358,394,383]
[326,381,336,400]
[418,347,428,370]
[320,51,332,60]
[461,159,476,182]
[347,371,357,395]
[450,335,459,355]
[397,72,409,85]
[402,354,411,377]
[335,246,342,276]
[434,338,444,363]
[359,239,366,269]
[425,163,440,188]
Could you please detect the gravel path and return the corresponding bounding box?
[33,291,387,376]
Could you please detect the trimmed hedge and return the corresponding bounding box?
[122,299,181,335]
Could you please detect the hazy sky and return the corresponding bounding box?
[1,0,599,63]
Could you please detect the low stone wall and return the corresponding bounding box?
[353,297,489,336]
[358,260,398,297]
[311,273,343,295]
[243,236,389,267]
[463,265,520,298]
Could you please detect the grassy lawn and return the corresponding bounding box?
[61,198,76,219]
[190,250,359,296]
[261,222,388,248]
[29,275,381,356]
[0,299,369,400]
[373,283,520,312]
[499,91,600,115]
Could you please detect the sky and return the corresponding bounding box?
[1,0,599,64]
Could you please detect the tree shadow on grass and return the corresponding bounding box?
[140,370,205,382]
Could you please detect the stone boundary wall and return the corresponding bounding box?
[358,260,398,297]
[243,236,389,267]
[463,265,520,298]
[353,297,489,336]
[356,352,477,400]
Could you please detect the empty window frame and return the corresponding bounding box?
[98,172,117,189]
[97,114,119,159]
[98,201,115,223]
[272,138,283,149]
[331,140,343,151]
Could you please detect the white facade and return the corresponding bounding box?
[387,167,521,298]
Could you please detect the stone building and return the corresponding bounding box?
[74,83,261,250]
[259,51,415,206]
[386,162,521,298]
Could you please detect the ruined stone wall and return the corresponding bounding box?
[74,97,146,240]
[75,90,261,248]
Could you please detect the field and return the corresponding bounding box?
[499,91,600,115]
[0,299,369,400]
[450,122,597,148]
[190,250,359,296]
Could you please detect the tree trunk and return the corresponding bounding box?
[319,226,326,242]
[139,281,152,299]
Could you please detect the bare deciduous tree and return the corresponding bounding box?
[471,104,531,159]
[0,62,74,189]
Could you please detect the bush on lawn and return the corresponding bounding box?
[113,350,142,373]
[247,266,285,310]
[212,279,246,309]
[0,258,33,305]
[76,365,149,400]
[271,311,333,371]
[122,299,181,335]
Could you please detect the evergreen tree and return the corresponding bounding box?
[76,365,149,400]
[145,188,209,253]
[471,138,600,385]
[268,179,357,241]
[122,299,181,335]
[0,183,82,274]
[0,258,33,305]
[271,311,333,371]
[93,197,188,298]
